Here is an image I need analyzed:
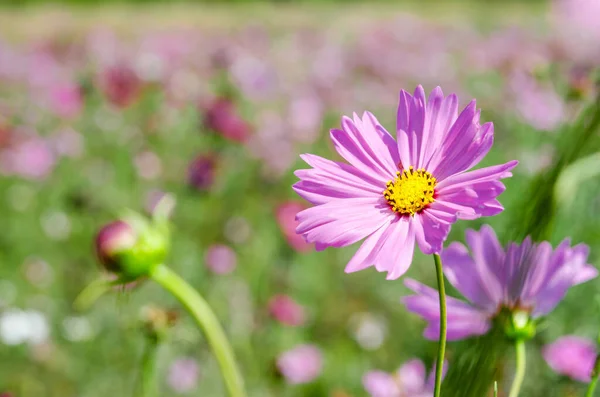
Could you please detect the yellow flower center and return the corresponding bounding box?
[383,166,436,215]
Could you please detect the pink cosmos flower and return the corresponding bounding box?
[363,359,447,397]
[276,344,323,385]
[543,336,597,382]
[294,86,517,279]
[268,294,306,326]
[403,226,598,340]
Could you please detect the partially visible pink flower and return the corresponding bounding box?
[363,359,447,397]
[50,128,83,158]
[276,202,312,252]
[187,154,216,191]
[294,86,517,279]
[204,244,237,275]
[404,226,598,341]
[1,137,56,180]
[167,357,200,393]
[277,344,323,385]
[48,83,83,119]
[99,63,141,108]
[202,97,251,143]
[543,336,597,382]
[268,295,306,327]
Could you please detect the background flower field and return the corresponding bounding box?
[0,1,599,396]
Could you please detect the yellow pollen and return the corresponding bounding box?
[383,166,436,215]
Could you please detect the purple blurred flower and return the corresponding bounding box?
[99,63,141,108]
[0,136,56,180]
[276,344,323,385]
[187,154,216,191]
[294,85,517,279]
[363,359,447,397]
[268,295,306,327]
[201,97,251,143]
[543,336,597,382]
[167,357,200,393]
[275,202,312,253]
[204,244,237,275]
[48,83,83,119]
[403,225,598,340]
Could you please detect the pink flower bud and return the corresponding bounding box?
[95,221,137,273]
[201,97,251,143]
[268,295,306,327]
[187,154,216,191]
[275,202,312,252]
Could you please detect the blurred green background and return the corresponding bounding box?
[0,1,599,396]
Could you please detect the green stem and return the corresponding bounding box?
[138,338,159,397]
[585,355,600,397]
[149,264,246,397]
[508,340,526,397]
[433,253,447,397]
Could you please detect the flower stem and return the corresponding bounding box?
[433,253,447,397]
[149,264,246,397]
[508,339,526,397]
[137,337,159,397]
[585,355,600,397]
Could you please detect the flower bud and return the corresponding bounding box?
[95,216,168,280]
[502,309,536,341]
[95,221,137,272]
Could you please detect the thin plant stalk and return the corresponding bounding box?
[433,253,447,397]
[150,264,246,397]
[585,355,600,397]
[508,340,526,397]
[137,338,159,397]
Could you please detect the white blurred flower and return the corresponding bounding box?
[0,309,50,345]
[349,313,388,350]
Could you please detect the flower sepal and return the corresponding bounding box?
[497,308,536,341]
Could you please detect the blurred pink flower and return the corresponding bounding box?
[187,154,216,191]
[202,97,251,143]
[99,64,141,108]
[50,128,83,158]
[363,359,447,397]
[511,73,565,131]
[1,137,56,180]
[204,244,237,275]
[167,357,200,393]
[48,83,83,119]
[543,336,597,382]
[275,202,312,252]
[277,344,323,385]
[268,295,306,327]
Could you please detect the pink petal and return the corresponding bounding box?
[345,218,394,273]
[296,198,391,248]
[442,242,497,311]
[374,217,416,280]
